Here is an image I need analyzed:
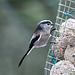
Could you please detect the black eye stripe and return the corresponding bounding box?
[40,21,51,24]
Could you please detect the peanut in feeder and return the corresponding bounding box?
[64,45,75,65]
[50,60,75,75]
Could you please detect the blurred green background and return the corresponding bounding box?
[0,0,59,75]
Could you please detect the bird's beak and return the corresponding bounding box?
[51,23,54,26]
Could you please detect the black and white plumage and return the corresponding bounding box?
[18,20,55,67]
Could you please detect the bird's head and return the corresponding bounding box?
[38,20,54,31]
[34,20,54,33]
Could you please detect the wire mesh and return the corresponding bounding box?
[44,0,75,75]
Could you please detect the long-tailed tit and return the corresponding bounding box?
[18,20,55,67]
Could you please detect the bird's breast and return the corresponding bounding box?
[34,33,50,47]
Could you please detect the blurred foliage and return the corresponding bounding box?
[0,0,59,75]
[8,0,59,29]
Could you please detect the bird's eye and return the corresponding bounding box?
[47,23,50,25]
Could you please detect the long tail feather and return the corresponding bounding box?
[18,48,32,68]
[18,34,39,67]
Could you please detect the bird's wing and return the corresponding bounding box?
[29,34,40,50]
[18,34,40,67]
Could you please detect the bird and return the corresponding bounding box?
[18,20,55,67]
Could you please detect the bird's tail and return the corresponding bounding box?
[18,48,32,68]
